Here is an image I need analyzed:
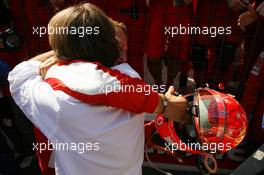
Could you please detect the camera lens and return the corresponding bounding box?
[5,33,22,49]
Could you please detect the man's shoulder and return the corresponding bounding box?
[111,63,141,79]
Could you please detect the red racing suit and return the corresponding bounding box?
[191,0,241,86]
[145,0,193,61]
[241,51,264,146]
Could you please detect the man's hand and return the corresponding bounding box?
[164,86,190,124]
[29,51,57,79]
[238,10,258,31]
[31,51,55,62]
[39,56,58,79]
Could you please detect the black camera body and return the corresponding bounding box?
[0,28,23,51]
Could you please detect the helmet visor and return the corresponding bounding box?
[195,89,227,143]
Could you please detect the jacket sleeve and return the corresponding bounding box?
[45,63,159,114]
[8,60,61,140]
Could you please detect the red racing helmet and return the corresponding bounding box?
[153,88,247,173]
[192,88,247,152]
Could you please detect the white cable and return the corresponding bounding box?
[145,132,174,175]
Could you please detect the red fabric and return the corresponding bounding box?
[191,0,242,84]
[107,0,148,76]
[193,0,197,15]
[194,0,226,46]
[243,18,264,80]
[46,61,159,114]
[241,53,264,145]
[10,0,147,75]
[145,0,192,60]
[9,0,52,58]
[34,127,55,175]
[24,0,52,54]
[193,0,240,46]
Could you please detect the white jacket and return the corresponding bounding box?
[8,60,158,175]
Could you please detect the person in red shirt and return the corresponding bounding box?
[145,0,193,88]
[239,0,264,154]
[240,51,264,153]
[237,0,264,97]
[191,0,242,89]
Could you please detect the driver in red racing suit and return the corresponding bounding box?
[240,51,264,153]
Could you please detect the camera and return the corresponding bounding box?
[0,28,23,51]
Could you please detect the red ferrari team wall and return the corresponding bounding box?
[4,0,147,76]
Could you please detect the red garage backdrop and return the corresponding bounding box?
[5,0,148,77]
